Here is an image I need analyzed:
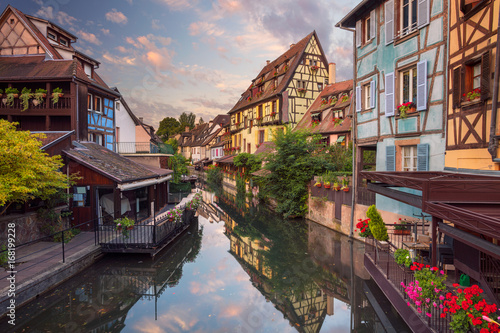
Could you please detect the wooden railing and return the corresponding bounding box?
[0,96,72,112]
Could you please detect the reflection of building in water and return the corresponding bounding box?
[4,221,201,333]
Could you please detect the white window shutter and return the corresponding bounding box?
[370,9,376,40]
[385,0,394,45]
[356,20,362,47]
[370,80,376,109]
[385,72,395,117]
[417,60,427,111]
[417,0,430,28]
[356,86,362,112]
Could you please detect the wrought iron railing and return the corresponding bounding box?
[116,142,174,154]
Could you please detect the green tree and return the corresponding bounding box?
[156,117,180,141]
[0,120,71,215]
[366,205,388,241]
[178,112,196,131]
[166,138,179,153]
[233,153,261,180]
[198,117,204,125]
[168,153,188,183]
[259,127,330,218]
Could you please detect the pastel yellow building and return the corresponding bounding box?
[227,31,329,154]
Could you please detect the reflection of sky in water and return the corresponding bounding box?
[128,217,308,332]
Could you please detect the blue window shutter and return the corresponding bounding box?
[417,143,429,171]
[386,145,396,171]
[385,72,395,117]
[416,60,427,111]
[385,0,394,45]
[370,80,376,109]
[417,0,430,29]
[356,85,362,112]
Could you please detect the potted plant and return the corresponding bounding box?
[320,99,328,108]
[114,217,135,238]
[310,65,319,72]
[394,219,411,235]
[464,88,481,102]
[341,94,349,103]
[355,218,372,238]
[341,176,349,192]
[366,205,388,242]
[333,178,341,191]
[20,87,34,112]
[330,96,338,105]
[52,87,64,104]
[298,87,307,94]
[3,87,19,107]
[314,180,322,188]
[394,248,412,267]
[333,117,343,127]
[32,88,47,106]
[397,102,416,119]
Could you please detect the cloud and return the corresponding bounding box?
[152,19,163,30]
[188,21,224,37]
[77,30,102,45]
[155,0,197,11]
[101,28,110,36]
[125,35,175,71]
[102,52,136,66]
[105,9,128,25]
[35,7,78,27]
[183,97,233,111]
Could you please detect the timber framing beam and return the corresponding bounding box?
[367,183,422,207]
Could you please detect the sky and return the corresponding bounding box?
[8,0,359,129]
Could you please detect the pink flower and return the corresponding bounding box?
[426,313,432,318]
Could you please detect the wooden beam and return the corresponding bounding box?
[366,183,422,207]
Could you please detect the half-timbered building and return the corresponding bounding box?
[227,31,329,154]
[337,0,448,220]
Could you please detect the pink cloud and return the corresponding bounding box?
[77,30,102,45]
[105,9,128,25]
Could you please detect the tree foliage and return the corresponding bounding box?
[156,117,180,141]
[168,153,188,183]
[366,205,388,241]
[0,120,71,215]
[178,112,196,131]
[233,153,261,179]
[166,138,179,153]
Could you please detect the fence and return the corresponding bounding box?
[0,219,98,281]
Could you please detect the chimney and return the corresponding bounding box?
[329,63,336,85]
[290,43,295,48]
[266,60,270,65]
[185,126,189,132]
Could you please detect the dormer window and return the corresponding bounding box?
[47,32,56,41]
[60,38,68,46]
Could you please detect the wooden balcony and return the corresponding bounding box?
[0,96,72,115]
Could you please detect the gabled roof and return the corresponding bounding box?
[63,142,172,184]
[4,5,63,59]
[295,80,353,134]
[228,31,327,115]
[336,0,382,29]
[0,55,87,81]
[31,130,75,150]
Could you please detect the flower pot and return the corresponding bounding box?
[126,226,134,230]
[324,184,331,189]
[32,99,40,106]
[394,229,411,235]
[12,94,18,98]
[315,183,322,188]
[342,187,349,192]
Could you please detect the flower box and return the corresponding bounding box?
[394,229,411,235]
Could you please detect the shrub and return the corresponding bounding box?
[355,218,372,238]
[366,205,388,241]
[394,248,412,267]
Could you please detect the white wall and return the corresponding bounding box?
[115,101,136,153]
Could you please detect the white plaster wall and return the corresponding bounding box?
[115,101,136,152]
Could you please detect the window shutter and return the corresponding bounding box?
[416,60,427,111]
[453,67,461,108]
[356,20,362,47]
[370,10,376,40]
[461,65,466,103]
[417,0,430,28]
[370,80,376,109]
[385,72,395,117]
[385,0,394,45]
[481,51,490,101]
[417,143,429,171]
[356,85,362,112]
[386,145,396,171]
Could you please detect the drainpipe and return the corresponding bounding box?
[487,4,500,162]
[337,24,356,237]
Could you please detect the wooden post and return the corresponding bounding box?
[431,216,440,267]
[113,188,121,219]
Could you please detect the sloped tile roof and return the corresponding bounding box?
[63,142,172,183]
[295,80,353,134]
[229,32,322,114]
[31,131,74,149]
[254,141,276,155]
[0,55,86,81]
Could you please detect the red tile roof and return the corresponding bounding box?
[0,55,87,81]
[254,141,276,155]
[228,32,326,114]
[295,80,353,134]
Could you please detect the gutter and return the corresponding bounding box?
[488,4,500,162]
[117,175,172,191]
[337,23,356,237]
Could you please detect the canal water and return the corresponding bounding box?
[0,190,410,332]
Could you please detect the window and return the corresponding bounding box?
[60,38,68,46]
[356,81,375,112]
[258,130,265,144]
[385,0,429,45]
[96,134,103,146]
[356,10,376,47]
[116,102,120,111]
[364,84,371,110]
[400,66,417,105]
[94,96,102,112]
[73,186,90,207]
[258,105,263,119]
[47,31,56,41]
[461,0,484,16]
[318,83,323,91]
[87,94,93,110]
[452,52,489,107]
[402,146,417,171]
[272,101,277,115]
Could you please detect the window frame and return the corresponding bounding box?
[398,65,418,106]
[94,95,102,113]
[402,145,418,171]
[87,93,93,111]
[47,31,57,41]
[399,0,418,37]
[363,83,371,110]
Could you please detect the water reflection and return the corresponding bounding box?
[0,188,409,332]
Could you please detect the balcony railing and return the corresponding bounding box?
[230,114,279,132]
[116,142,174,154]
[0,96,72,112]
